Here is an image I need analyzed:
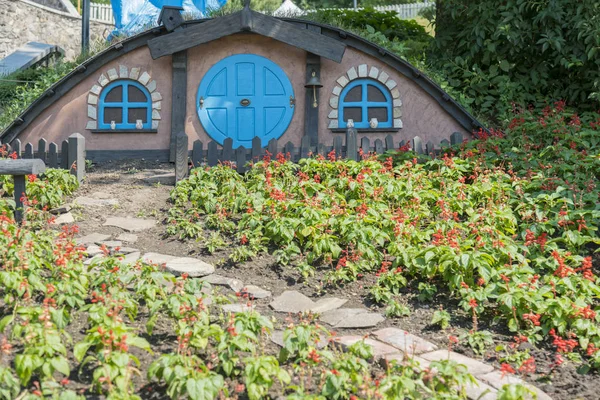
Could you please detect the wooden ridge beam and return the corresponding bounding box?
[147,10,346,63]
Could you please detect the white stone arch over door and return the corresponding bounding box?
[328,64,403,129]
[86,65,163,130]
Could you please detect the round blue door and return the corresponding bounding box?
[197,54,295,148]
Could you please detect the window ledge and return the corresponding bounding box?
[330,128,400,133]
[91,129,158,134]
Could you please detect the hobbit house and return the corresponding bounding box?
[0,4,484,162]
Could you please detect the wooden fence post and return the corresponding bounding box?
[374,139,383,154]
[333,136,342,159]
[346,127,357,161]
[24,143,33,159]
[175,132,189,182]
[300,135,311,159]
[68,133,86,183]
[38,138,47,164]
[267,138,278,157]
[12,139,21,158]
[236,147,247,173]
[450,132,463,146]
[222,138,233,162]
[192,140,203,167]
[48,143,58,168]
[207,141,218,166]
[61,140,69,169]
[252,136,263,161]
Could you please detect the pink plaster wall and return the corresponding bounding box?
[15,34,470,154]
[185,34,307,147]
[319,48,469,146]
[16,47,173,151]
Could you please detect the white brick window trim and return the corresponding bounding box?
[86,65,163,131]
[328,64,403,130]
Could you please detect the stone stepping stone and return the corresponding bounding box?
[104,217,156,232]
[115,247,138,254]
[319,308,384,328]
[334,335,402,360]
[465,380,498,400]
[270,291,315,313]
[144,173,176,185]
[116,233,138,243]
[201,274,244,292]
[165,257,215,277]
[50,205,71,215]
[270,330,328,349]
[221,303,255,313]
[76,233,111,245]
[74,196,118,207]
[478,371,551,400]
[97,240,123,248]
[142,252,176,265]
[118,251,141,265]
[241,285,272,299]
[84,254,106,266]
[371,327,437,355]
[85,245,104,256]
[420,350,494,376]
[311,297,348,313]
[51,212,74,225]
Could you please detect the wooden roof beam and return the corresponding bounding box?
[147,9,346,63]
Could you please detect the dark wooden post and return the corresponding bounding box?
[304,53,321,146]
[48,142,58,168]
[345,127,357,161]
[192,140,203,167]
[170,51,188,162]
[68,133,86,183]
[0,159,46,223]
[12,139,21,158]
[38,138,47,164]
[450,132,463,146]
[175,132,189,182]
[60,140,69,169]
[81,0,90,55]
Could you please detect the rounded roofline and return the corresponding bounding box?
[0,16,485,144]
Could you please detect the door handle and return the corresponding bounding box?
[240,99,251,107]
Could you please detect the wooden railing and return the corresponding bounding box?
[0,133,86,183]
[174,130,464,179]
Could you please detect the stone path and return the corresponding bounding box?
[67,182,552,400]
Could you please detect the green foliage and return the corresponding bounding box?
[168,107,600,370]
[0,62,76,132]
[307,7,432,61]
[434,0,600,117]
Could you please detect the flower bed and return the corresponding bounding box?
[167,104,600,378]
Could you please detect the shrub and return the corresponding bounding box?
[434,0,600,117]
[311,7,430,42]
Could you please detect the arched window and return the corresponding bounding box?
[338,79,393,129]
[98,80,152,130]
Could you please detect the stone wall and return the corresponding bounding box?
[0,0,114,61]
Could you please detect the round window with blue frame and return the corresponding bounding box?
[98,80,153,130]
[338,79,393,129]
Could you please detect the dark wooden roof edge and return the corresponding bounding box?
[0,17,485,144]
[147,10,347,62]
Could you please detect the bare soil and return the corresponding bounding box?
[62,160,599,400]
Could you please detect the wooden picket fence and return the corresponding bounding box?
[0,134,86,182]
[184,130,464,174]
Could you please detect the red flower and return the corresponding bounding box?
[500,363,515,376]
